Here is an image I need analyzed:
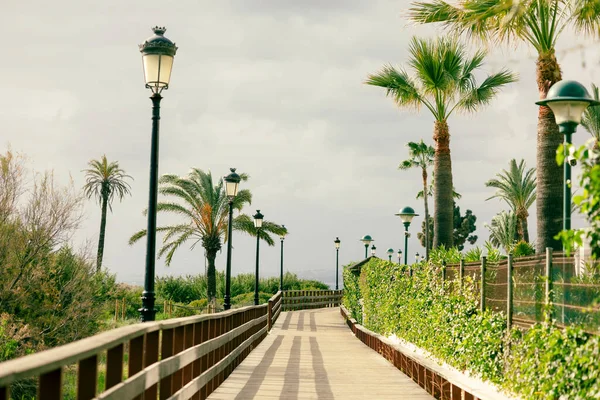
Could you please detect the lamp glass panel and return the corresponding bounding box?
[361,239,371,245]
[335,242,340,249]
[142,54,173,88]
[225,181,239,198]
[400,214,415,223]
[254,218,263,228]
[548,101,589,124]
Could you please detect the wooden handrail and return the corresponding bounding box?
[0,302,279,400]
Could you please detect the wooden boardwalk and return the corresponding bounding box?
[207,308,433,399]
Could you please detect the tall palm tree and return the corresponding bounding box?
[366,36,516,248]
[485,159,536,243]
[129,168,286,303]
[83,155,132,273]
[408,0,600,252]
[399,140,435,258]
[581,83,600,147]
[485,211,518,254]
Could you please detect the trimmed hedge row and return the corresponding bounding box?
[343,258,600,399]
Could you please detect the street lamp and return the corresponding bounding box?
[387,248,394,262]
[360,235,373,259]
[223,168,241,310]
[371,244,377,257]
[415,252,420,263]
[536,80,599,232]
[334,237,341,290]
[280,225,287,291]
[253,210,264,306]
[397,249,403,264]
[396,206,419,265]
[138,27,177,322]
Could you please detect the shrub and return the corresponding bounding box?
[513,240,535,258]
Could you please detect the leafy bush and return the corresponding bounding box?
[513,240,535,258]
[344,257,600,399]
[231,292,272,307]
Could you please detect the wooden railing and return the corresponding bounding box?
[340,306,513,400]
[282,290,343,311]
[0,292,283,400]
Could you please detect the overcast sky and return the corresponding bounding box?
[4,0,600,288]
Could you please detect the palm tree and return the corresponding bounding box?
[366,36,516,248]
[399,140,434,258]
[408,0,600,253]
[83,155,132,273]
[129,168,286,303]
[581,84,600,147]
[485,211,518,254]
[485,159,536,243]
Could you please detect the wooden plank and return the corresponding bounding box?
[77,354,98,400]
[105,344,124,390]
[144,330,160,399]
[160,328,174,400]
[38,368,62,400]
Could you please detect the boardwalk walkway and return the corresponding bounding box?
[207,308,433,399]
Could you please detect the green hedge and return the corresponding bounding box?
[343,258,600,399]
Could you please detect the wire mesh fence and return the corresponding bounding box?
[441,250,600,334]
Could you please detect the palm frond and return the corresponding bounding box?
[581,83,600,141]
[456,69,517,114]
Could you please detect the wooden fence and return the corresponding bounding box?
[282,290,343,311]
[340,306,512,400]
[0,291,283,400]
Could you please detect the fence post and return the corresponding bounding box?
[122,299,126,320]
[459,259,464,291]
[480,256,487,312]
[507,254,513,332]
[545,247,554,322]
[441,261,447,292]
[268,299,273,331]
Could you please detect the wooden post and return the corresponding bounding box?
[268,299,273,331]
[115,300,119,321]
[441,261,447,292]
[507,254,513,332]
[459,259,465,290]
[480,256,487,312]
[545,247,554,322]
[121,299,126,320]
[164,300,167,316]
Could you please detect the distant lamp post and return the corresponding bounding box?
[387,248,394,262]
[397,249,403,264]
[536,80,600,232]
[138,26,177,322]
[415,252,420,263]
[396,206,419,265]
[371,244,377,257]
[334,237,341,290]
[223,168,241,310]
[360,235,374,259]
[253,210,264,306]
[280,225,287,291]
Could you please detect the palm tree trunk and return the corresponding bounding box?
[535,51,563,253]
[422,167,430,259]
[522,214,530,244]
[206,248,218,303]
[433,120,453,248]
[96,194,108,273]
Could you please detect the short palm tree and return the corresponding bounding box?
[486,159,536,243]
[581,84,600,147]
[129,168,286,303]
[366,36,516,248]
[408,0,600,252]
[485,211,518,254]
[399,140,434,258]
[83,155,132,272]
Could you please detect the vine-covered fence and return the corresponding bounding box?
[443,249,600,333]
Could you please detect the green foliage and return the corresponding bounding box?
[557,142,600,258]
[344,256,600,399]
[231,292,272,307]
[513,241,535,258]
[485,211,518,254]
[419,203,478,251]
[429,245,462,264]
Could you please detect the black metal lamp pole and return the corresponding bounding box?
[138,27,177,322]
[396,207,418,267]
[334,237,340,290]
[223,168,241,311]
[253,210,264,306]
[360,235,373,259]
[280,225,286,291]
[536,80,599,235]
